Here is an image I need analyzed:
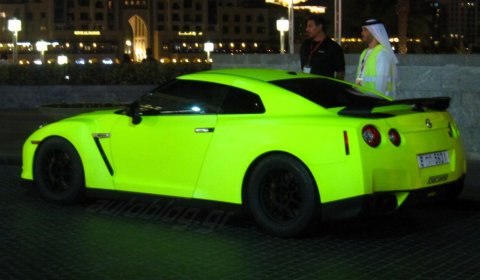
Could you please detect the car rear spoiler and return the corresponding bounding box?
[338,96,451,117]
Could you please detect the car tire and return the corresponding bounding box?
[33,137,85,204]
[246,154,320,237]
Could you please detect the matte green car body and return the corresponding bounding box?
[21,68,466,215]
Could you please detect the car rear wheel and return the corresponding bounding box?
[33,137,85,204]
[246,154,320,237]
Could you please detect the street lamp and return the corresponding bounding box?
[265,0,307,54]
[125,39,132,55]
[8,18,21,64]
[36,40,48,64]
[334,0,342,45]
[204,42,214,62]
[276,18,289,54]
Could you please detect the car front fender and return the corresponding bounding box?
[21,119,115,191]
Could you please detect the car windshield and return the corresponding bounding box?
[270,78,386,109]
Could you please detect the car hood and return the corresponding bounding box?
[47,108,124,133]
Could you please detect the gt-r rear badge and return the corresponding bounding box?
[428,174,448,184]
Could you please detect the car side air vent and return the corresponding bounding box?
[287,71,297,75]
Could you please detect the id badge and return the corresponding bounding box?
[303,67,311,74]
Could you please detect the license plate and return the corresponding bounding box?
[417,151,450,168]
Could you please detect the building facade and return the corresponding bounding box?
[446,0,479,51]
[0,0,282,64]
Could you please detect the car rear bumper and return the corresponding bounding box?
[321,176,465,222]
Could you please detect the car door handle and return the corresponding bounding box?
[195,128,215,133]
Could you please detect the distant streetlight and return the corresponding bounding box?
[267,1,328,52]
[125,39,132,55]
[266,0,307,54]
[276,18,289,54]
[204,42,214,62]
[36,40,48,64]
[8,18,21,64]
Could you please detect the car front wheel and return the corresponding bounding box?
[246,154,320,237]
[33,137,85,204]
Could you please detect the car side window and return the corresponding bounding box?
[139,80,228,115]
[271,78,383,109]
[220,88,265,114]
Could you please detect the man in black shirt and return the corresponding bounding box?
[300,14,345,79]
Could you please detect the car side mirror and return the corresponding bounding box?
[129,102,142,125]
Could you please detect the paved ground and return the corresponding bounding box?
[1,164,480,279]
[1,108,480,279]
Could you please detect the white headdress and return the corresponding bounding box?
[363,19,398,64]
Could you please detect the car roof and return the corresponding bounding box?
[196,68,314,82]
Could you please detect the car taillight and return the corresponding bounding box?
[388,129,401,146]
[362,125,381,147]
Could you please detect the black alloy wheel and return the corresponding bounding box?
[33,137,85,204]
[247,154,320,237]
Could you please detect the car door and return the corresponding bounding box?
[109,80,228,198]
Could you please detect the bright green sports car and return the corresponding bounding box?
[21,68,466,237]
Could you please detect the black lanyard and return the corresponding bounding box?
[307,40,323,66]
